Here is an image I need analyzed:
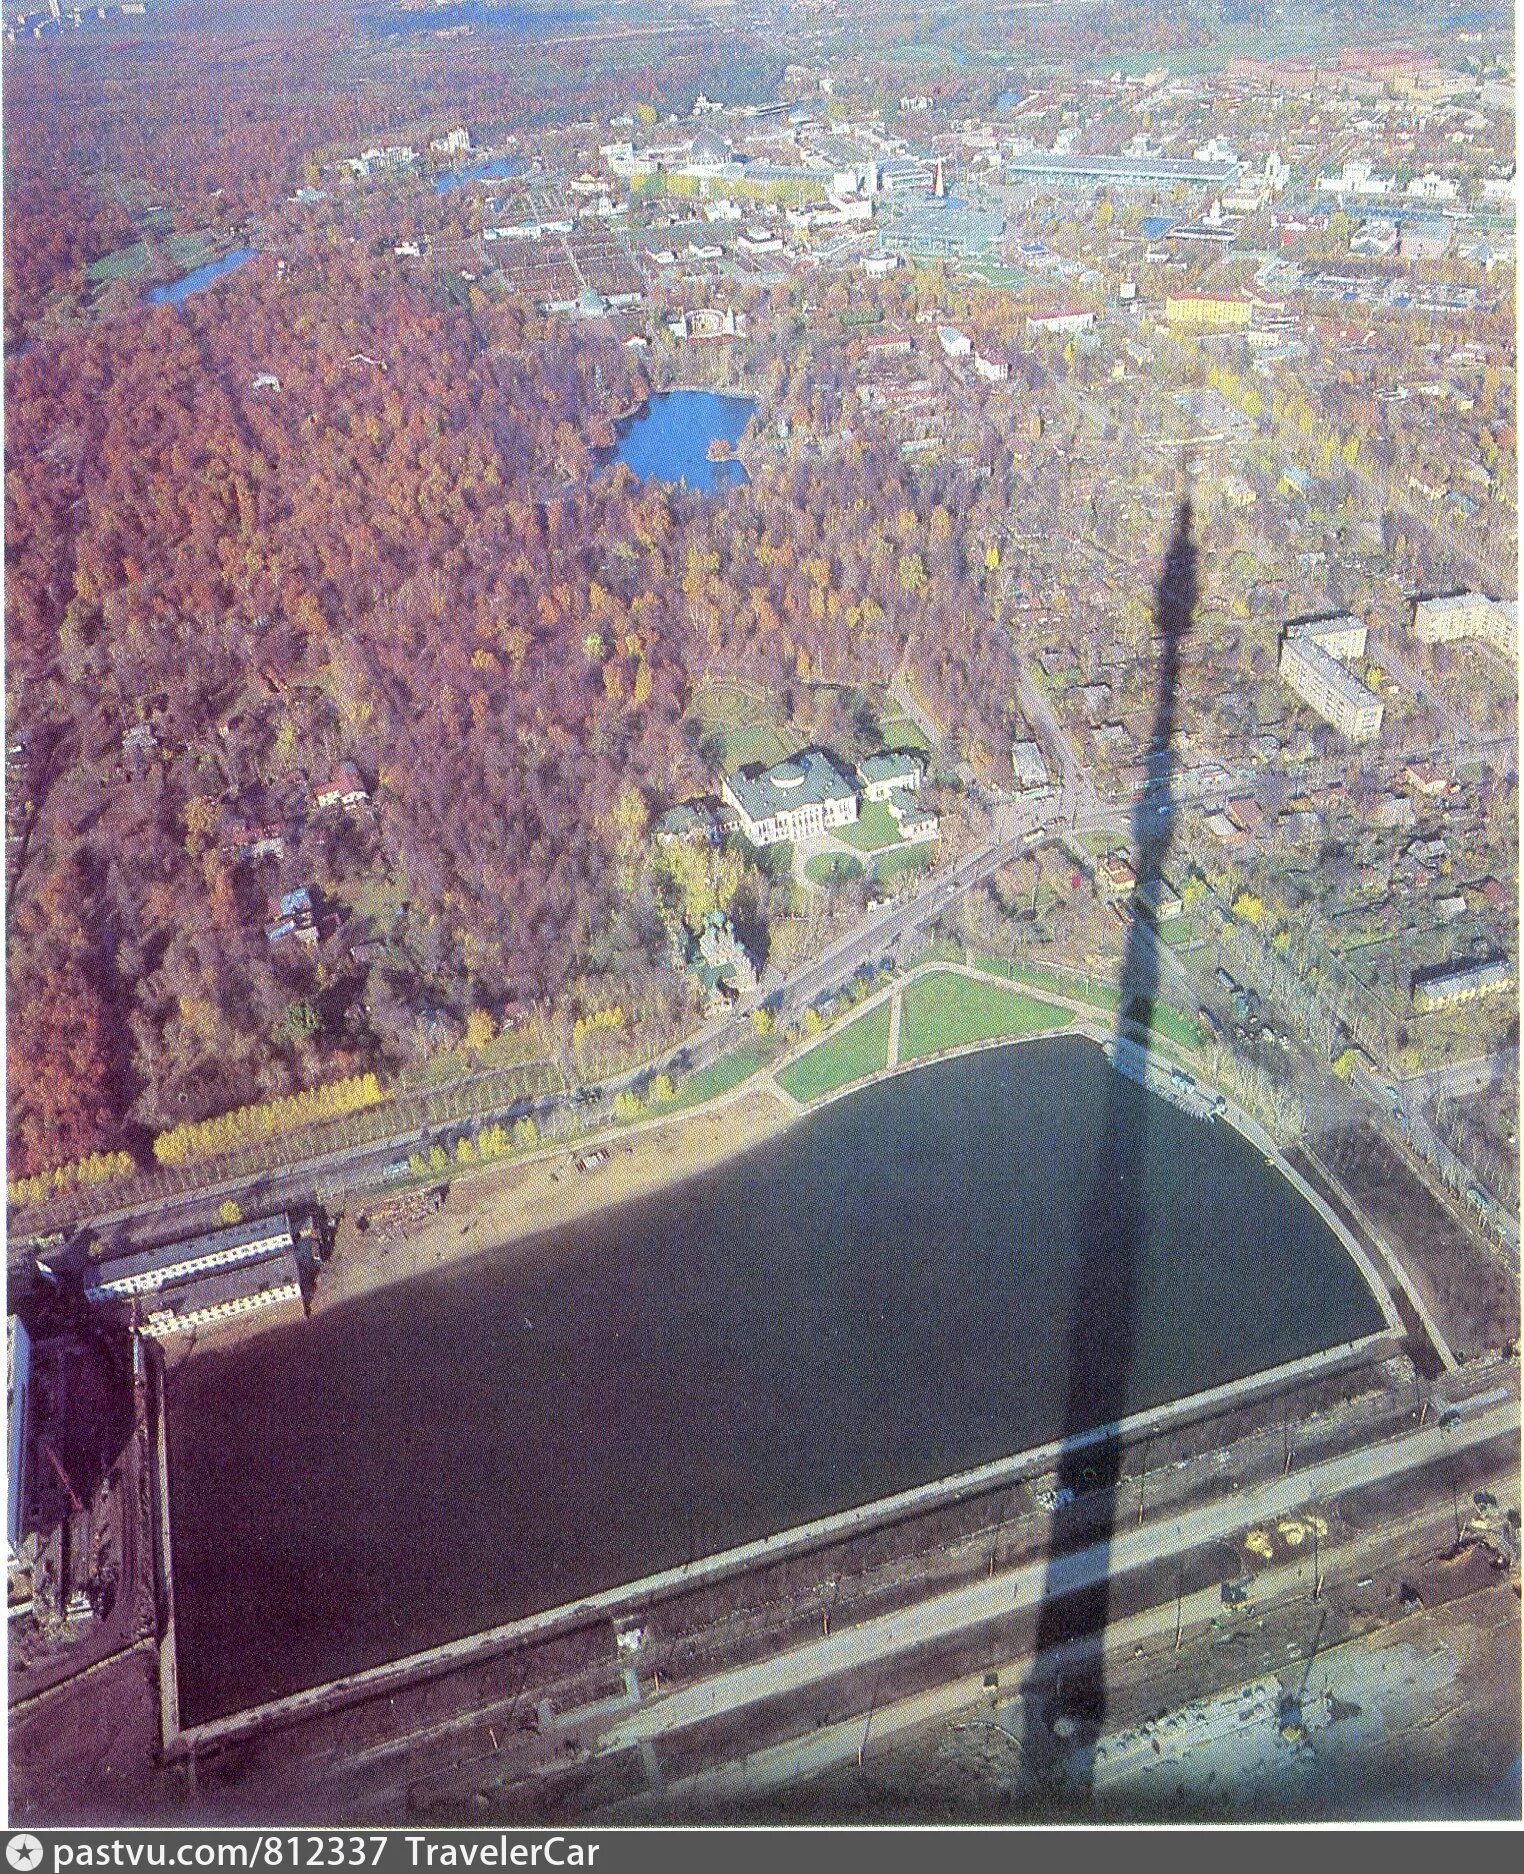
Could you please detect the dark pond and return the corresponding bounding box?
[166,1036,1385,1723]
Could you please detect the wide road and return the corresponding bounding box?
[31,799,1070,1256]
[22,720,1511,1260]
[595,1397,1519,1751]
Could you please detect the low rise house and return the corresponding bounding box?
[654,801,722,846]
[1372,793,1417,830]
[121,722,158,773]
[313,759,369,812]
[1224,795,1264,836]
[266,885,320,948]
[856,750,923,801]
[886,788,938,841]
[1025,307,1095,338]
[1403,759,1453,797]
[1412,958,1511,1011]
[1136,876,1183,922]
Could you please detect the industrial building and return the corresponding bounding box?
[877,204,1005,260]
[1412,591,1517,657]
[1279,617,1384,741]
[85,1214,297,1303]
[138,1253,304,1341]
[1002,151,1240,190]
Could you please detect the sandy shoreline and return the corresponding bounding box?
[164,1085,797,1365]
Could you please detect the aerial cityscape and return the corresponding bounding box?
[3,0,1519,1831]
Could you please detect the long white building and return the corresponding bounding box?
[140,1254,304,1340]
[85,1214,295,1303]
[722,750,859,846]
[1279,617,1383,741]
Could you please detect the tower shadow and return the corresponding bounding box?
[1020,496,1197,1804]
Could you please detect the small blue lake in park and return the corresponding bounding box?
[148,248,256,307]
[373,2,598,38]
[435,154,528,194]
[609,389,756,492]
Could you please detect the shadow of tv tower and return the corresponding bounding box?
[1017,492,1198,1808]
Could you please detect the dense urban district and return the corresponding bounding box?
[4,0,1520,1830]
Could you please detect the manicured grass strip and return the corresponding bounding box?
[879,716,931,753]
[974,954,1205,1050]
[719,721,794,770]
[804,851,864,886]
[900,970,1069,1062]
[664,1042,774,1112]
[974,953,1122,1015]
[777,1001,892,1103]
[871,844,934,884]
[835,799,904,853]
[1132,1005,1208,1052]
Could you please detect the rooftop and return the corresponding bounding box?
[142,1250,303,1324]
[858,750,922,785]
[89,1214,294,1292]
[725,749,857,823]
[1282,636,1380,713]
[1004,151,1240,184]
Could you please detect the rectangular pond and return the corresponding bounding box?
[163,1035,1390,1724]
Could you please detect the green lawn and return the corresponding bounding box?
[662,1041,773,1112]
[836,799,904,853]
[900,971,1070,1062]
[1141,1007,1207,1051]
[686,678,795,774]
[871,844,935,886]
[88,242,152,285]
[89,231,219,288]
[717,721,795,771]
[974,953,1123,1015]
[878,716,931,754]
[1153,916,1195,947]
[777,1001,892,1103]
[803,851,864,887]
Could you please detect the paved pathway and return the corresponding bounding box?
[597,1400,1517,1751]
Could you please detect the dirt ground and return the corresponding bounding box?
[1315,1120,1519,1361]
[8,1644,163,1826]
[723,1567,1521,1825]
[167,1087,796,1362]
